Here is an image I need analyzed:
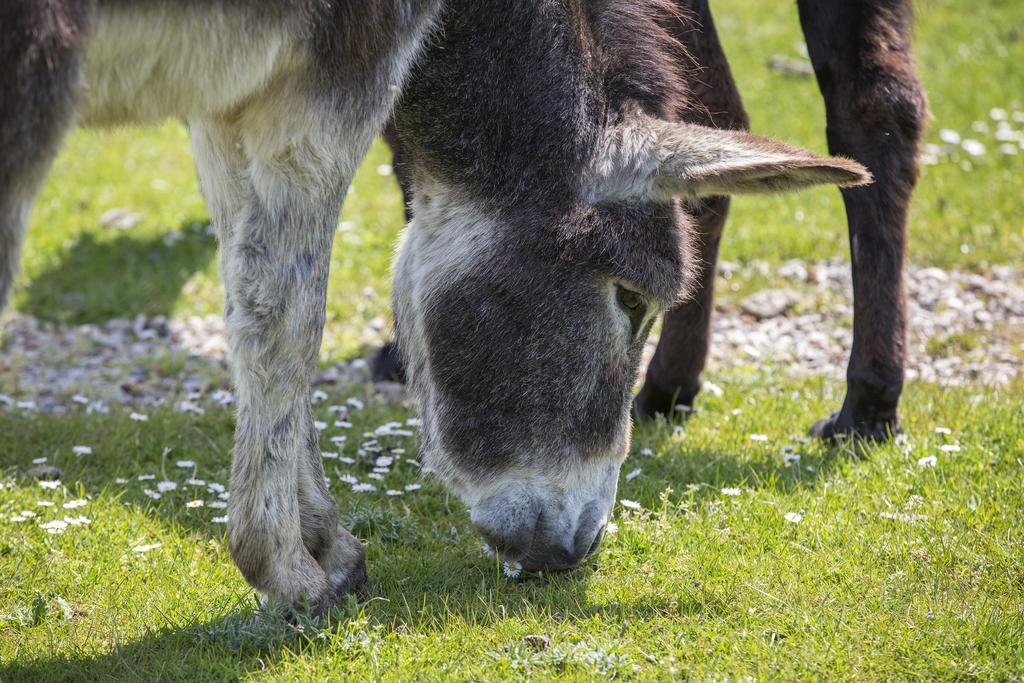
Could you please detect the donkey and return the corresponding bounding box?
[382,0,927,445]
[1,0,904,613]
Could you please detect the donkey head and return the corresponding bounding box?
[391,1,869,571]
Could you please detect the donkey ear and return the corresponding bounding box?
[589,113,871,203]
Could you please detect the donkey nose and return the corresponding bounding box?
[520,500,607,571]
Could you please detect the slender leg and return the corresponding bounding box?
[797,0,926,440]
[635,0,749,418]
[191,87,374,611]
[0,2,88,313]
[371,123,412,384]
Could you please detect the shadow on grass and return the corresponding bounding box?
[20,220,217,324]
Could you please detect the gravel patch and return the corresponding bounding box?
[1,260,1020,414]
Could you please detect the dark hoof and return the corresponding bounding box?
[370,341,406,384]
[634,380,697,420]
[810,411,901,443]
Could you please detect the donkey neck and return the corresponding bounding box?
[394,0,606,208]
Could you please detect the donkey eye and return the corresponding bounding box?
[616,286,644,311]
[615,286,647,337]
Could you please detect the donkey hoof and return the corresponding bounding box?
[370,341,406,383]
[810,411,901,443]
[633,381,697,420]
[315,526,371,613]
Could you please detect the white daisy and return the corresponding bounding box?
[722,487,742,497]
[625,468,642,482]
[175,460,196,469]
[917,455,938,468]
[39,480,62,490]
[132,543,162,553]
[619,499,641,510]
[129,412,149,422]
[186,500,204,508]
[73,445,93,456]
[156,480,178,493]
[503,561,523,578]
[62,499,88,509]
[784,512,803,524]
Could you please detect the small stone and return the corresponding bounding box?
[523,635,550,651]
[26,465,63,481]
[100,208,143,230]
[740,289,800,319]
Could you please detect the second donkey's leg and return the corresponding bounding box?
[192,98,373,610]
[635,0,749,418]
[798,0,926,440]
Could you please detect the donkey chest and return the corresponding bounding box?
[81,4,303,127]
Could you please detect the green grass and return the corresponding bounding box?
[1,376,1022,680]
[3,0,1023,679]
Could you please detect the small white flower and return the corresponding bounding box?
[39,480,62,490]
[37,501,54,507]
[338,474,358,485]
[939,128,961,144]
[722,487,742,497]
[186,478,206,486]
[372,466,391,474]
[314,421,327,431]
[40,519,69,534]
[783,453,801,465]
[19,510,38,519]
[73,445,93,456]
[385,489,404,497]
[207,482,225,493]
[175,460,196,469]
[322,451,339,460]
[375,455,394,468]
[334,420,353,429]
[311,389,329,403]
[939,444,961,453]
[329,435,347,445]
[673,425,684,436]
[143,489,161,500]
[114,478,129,485]
[32,457,47,464]
[406,417,423,427]
[346,397,365,410]
[917,455,937,468]
[72,394,90,404]
[482,544,496,558]
[156,480,177,493]
[137,474,155,481]
[17,400,37,410]
[934,427,952,435]
[129,412,149,422]
[961,139,986,156]
[784,512,803,524]
[404,483,422,492]
[208,501,227,509]
[351,482,377,493]
[212,515,228,524]
[990,107,1008,121]
[217,491,229,501]
[625,468,642,482]
[339,455,355,464]
[62,499,88,509]
[368,473,385,481]
[177,400,205,415]
[502,560,523,578]
[619,499,641,510]
[605,521,618,534]
[132,543,162,553]
[749,434,768,442]
[65,515,90,526]
[186,500,204,508]
[640,447,653,457]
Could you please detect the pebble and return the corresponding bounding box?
[0,261,1020,413]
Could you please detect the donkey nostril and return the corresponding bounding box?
[586,524,606,557]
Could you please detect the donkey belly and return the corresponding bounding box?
[81,4,302,126]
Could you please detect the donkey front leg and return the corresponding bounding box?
[192,112,369,611]
[635,0,749,418]
[798,0,927,440]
